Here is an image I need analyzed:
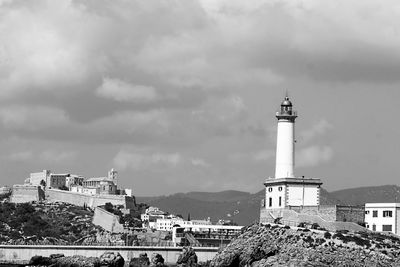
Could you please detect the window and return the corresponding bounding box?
[278,186,282,191]
[269,197,272,207]
[365,210,370,214]
[268,187,273,192]
[372,210,378,217]
[372,224,376,231]
[383,210,393,217]
[382,225,392,232]
[279,196,282,207]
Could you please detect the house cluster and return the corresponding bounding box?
[140,206,213,231]
[24,168,132,197]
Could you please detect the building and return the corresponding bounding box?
[172,224,243,247]
[82,168,118,195]
[260,96,365,231]
[27,170,51,187]
[262,96,322,213]
[365,203,400,235]
[0,186,11,195]
[155,218,213,232]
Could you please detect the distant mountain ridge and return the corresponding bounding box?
[136,185,400,225]
[329,184,400,205]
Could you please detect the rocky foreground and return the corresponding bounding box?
[210,224,400,266]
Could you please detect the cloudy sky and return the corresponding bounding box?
[1,0,400,196]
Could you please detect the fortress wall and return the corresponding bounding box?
[10,185,44,203]
[93,207,125,233]
[46,189,134,209]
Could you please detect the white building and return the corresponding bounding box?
[365,203,400,235]
[155,218,212,232]
[27,170,51,187]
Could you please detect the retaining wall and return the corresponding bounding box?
[93,207,125,233]
[0,245,218,264]
[10,185,44,203]
[261,207,367,232]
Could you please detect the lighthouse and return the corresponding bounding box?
[260,95,322,220]
[275,96,297,179]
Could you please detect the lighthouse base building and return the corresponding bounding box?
[259,96,365,232]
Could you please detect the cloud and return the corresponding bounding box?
[0,106,69,131]
[96,78,158,102]
[8,151,33,161]
[253,150,275,162]
[296,145,333,167]
[113,151,183,171]
[191,158,210,167]
[300,119,332,143]
[113,150,211,171]
[7,149,76,163]
[40,150,76,163]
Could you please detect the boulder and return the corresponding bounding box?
[99,252,125,267]
[129,252,150,267]
[150,253,165,266]
[177,247,198,267]
[29,255,52,266]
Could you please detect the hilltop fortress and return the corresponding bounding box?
[10,168,135,209]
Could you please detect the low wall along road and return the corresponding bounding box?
[0,245,218,264]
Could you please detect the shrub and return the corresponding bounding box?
[297,222,306,228]
[324,231,332,239]
[311,223,320,229]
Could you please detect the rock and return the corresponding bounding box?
[177,247,198,267]
[150,253,165,266]
[52,255,100,267]
[99,252,124,267]
[29,255,52,266]
[129,253,150,267]
[210,224,400,267]
[50,253,65,259]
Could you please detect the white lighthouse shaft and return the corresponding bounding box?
[274,96,297,178]
[275,120,295,178]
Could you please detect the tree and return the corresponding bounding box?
[104,202,114,213]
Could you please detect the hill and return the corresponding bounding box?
[330,184,400,205]
[138,185,400,225]
[137,188,340,225]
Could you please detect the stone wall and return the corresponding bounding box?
[336,205,364,224]
[10,185,44,203]
[46,189,135,209]
[260,206,367,232]
[286,205,364,223]
[92,207,125,233]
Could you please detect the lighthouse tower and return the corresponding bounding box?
[275,96,297,179]
[260,95,322,221]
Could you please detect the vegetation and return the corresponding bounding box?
[0,201,97,244]
[103,202,142,228]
